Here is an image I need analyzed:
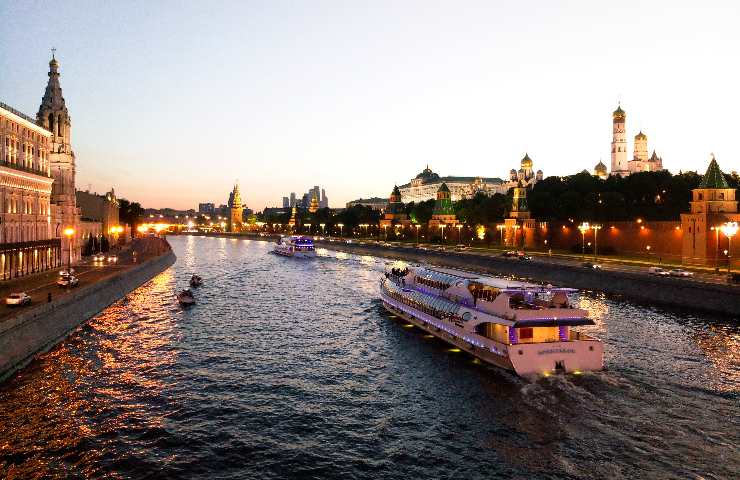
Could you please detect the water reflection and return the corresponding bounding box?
[0,237,737,479]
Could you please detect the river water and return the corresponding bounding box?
[0,236,737,479]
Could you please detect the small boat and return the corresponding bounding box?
[273,235,316,258]
[380,265,604,377]
[177,288,196,306]
[190,274,203,287]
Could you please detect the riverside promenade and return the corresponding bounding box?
[0,236,176,382]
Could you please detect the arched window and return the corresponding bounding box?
[48,114,54,134]
[57,115,62,136]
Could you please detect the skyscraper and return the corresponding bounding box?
[289,192,296,207]
[282,197,289,208]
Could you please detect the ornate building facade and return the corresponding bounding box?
[0,101,61,279]
[37,53,82,261]
[681,156,739,267]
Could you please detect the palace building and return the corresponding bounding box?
[398,156,542,204]
[0,102,60,278]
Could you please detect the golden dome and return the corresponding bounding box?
[635,130,647,140]
[521,153,533,168]
[613,104,626,120]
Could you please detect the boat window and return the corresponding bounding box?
[519,328,533,340]
[461,311,472,322]
[468,282,500,302]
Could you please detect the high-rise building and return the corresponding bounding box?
[320,188,328,208]
[198,203,215,215]
[289,192,296,207]
[282,196,289,208]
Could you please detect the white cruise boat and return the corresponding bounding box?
[380,265,603,376]
[273,235,316,258]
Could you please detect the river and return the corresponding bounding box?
[0,235,737,479]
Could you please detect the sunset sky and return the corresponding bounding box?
[1,1,738,210]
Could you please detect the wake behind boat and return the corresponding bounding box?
[273,235,316,258]
[380,265,603,377]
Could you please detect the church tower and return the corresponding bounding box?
[610,104,628,176]
[228,182,243,232]
[37,51,80,259]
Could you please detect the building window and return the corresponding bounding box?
[698,193,703,200]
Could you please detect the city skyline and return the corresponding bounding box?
[2,1,739,210]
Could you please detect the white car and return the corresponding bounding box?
[5,292,31,306]
[93,254,105,262]
[669,268,694,278]
[648,267,670,276]
[107,255,118,263]
[57,275,80,287]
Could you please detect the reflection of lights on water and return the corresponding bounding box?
[336,252,349,260]
[448,348,461,353]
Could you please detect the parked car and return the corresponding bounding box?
[519,254,533,261]
[501,251,519,258]
[648,266,670,276]
[668,268,694,278]
[5,292,31,306]
[107,254,118,262]
[582,262,602,270]
[93,253,105,262]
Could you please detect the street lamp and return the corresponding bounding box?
[721,222,738,274]
[496,224,505,245]
[456,224,463,245]
[439,224,446,244]
[710,226,721,270]
[414,224,421,244]
[63,227,75,272]
[305,223,312,234]
[578,222,590,260]
[320,223,325,234]
[337,223,344,237]
[592,224,602,262]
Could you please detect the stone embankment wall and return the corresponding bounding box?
[0,250,176,382]
[317,241,740,318]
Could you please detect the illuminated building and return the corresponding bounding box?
[681,155,739,267]
[428,183,458,229]
[610,104,664,176]
[379,185,410,228]
[228,182,243,232]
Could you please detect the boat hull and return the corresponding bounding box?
[382,300,515,372]
[273,248,316,258]
[381,296,603,376]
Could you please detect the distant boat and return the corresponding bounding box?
[177,289,195,306]
[273,235,316,258]
[190,274,203,287]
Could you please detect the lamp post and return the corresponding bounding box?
[305,223,312,234]
[63,227,75,272]
[710,226,720,271]
[721,222,738,274]
[497,224,505,245]
[337,223,344,238]
[456,224,463,245]
[320,223,325,235]
[578,222,590,260]
[511,224,520,249]
[414,224,421,244]
[439,224,446,244]
[592,224,601,262]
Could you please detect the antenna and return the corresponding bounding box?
[51,47,56,59]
